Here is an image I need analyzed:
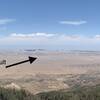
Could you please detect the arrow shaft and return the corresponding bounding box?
[6,60,29,68]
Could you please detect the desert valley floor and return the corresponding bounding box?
[0,50,100,94]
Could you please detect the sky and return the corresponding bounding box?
[0,0,100,50]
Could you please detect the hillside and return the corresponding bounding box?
[0,85,100,100]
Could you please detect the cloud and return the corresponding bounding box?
[0,33,82,47]
[0,33,100,50]
[4,33,100,41]
[59,20,87,25]
[10,33,55,38]
[95,35,100,39]
[0,18,15,25]
[10,33,81,43]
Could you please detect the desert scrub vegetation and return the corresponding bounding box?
[0,85,100,100]
[37,85,100,100]
[0,87,35,100]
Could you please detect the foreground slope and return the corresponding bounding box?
[0,85,100,100]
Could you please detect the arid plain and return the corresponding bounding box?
[0,50,100,94]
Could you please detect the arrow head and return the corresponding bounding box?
[29,56,37,64]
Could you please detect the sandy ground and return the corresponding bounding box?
[0,50,100,77]
[0,50,100,94]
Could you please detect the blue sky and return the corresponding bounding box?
[0,0,100,50]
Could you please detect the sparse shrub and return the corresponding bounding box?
[0,85,100,100]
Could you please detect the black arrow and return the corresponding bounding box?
[5,56,37,68]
